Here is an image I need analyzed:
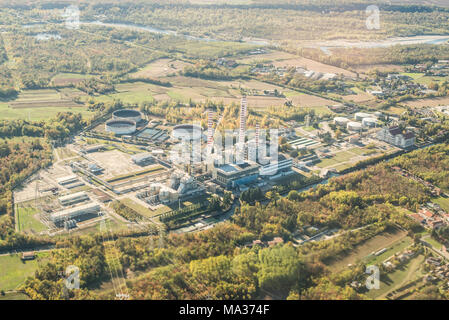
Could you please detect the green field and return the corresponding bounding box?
[366,254,425,299]
[107,165,165,184]
[121,198,171,218]
[0,291,30,300]
[0,102,94,121]
[0,253,48,291]
[16,207,47,234]
[317,151,354,169]
[365,237,413,265]
[433,197,449,212]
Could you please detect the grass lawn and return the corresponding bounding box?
[0,253,49,291]
[121,198,171,218]
[16,207,47,233]
[332,151,354,162]
[364,236,413,265]
[316,151,354,169]
[348,147,365,155]
[0,102,94,121]
[0,292,30,300]
[366,254,425,299]
[327,229,408,272]
[55,147,76,160]
[423,236,443,250]
[316,158,340,168]
[107,165,165,184]
[434,197,449,212]
[334,163,353,172]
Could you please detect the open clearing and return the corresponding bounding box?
[326,229,409,272]
[51,73,94,86]
[237,50,356,78]
[121,198,171,218]
[93,77,334,108]
[16,207,47,234]
[366,254,425,300]
[9,89,81,109]
[0,253,49,291]
[434,196,449,212]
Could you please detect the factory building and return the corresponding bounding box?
[259,154,293,177]
[131,153,155,166]
[88,163,103,175]
[57,175,79,186]
[213,161,260,188]
[80,144,106,154]
[376,126,416,148]
[50,203,100,225]
[58,191,90,206]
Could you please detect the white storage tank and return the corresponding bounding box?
[334,117,350,127]
[112,109,142,123]
[362,118,377,128]
[105,119,137,135]
[354,112,371,121]
[347,121,363,132]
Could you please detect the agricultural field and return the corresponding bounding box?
[51,73,94,86]
[404,96,449,108]
[130,59,192,78]
[0,88,94,121]
[9,89,80,109]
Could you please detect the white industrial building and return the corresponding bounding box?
[51,203,100,224]
[259,154,293,177]
[131,153,155,166]
[56,175,79,186]
[376,126,416,148]
[59,191,90,206]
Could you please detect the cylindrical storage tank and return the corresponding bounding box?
[172,124,203,141]
[347,121,363,132]
[354,112,371,121]
[334,117,350,127]
[112,109,142,123]
[362,118,377,128]
[105,119,137,135]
